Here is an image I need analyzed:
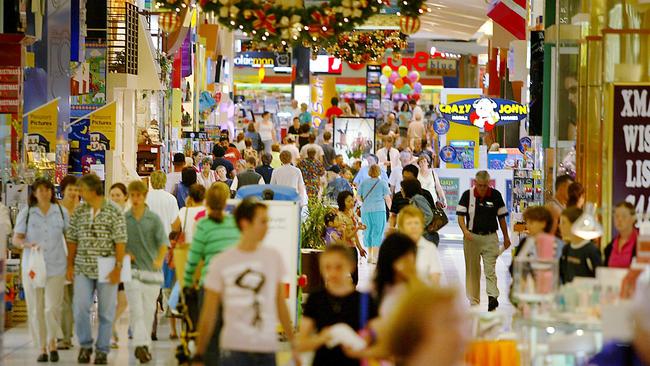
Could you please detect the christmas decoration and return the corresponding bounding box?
[155,0,430,51]
[399,15,421,34]
[159,11,181,33]
[328,30,408,64]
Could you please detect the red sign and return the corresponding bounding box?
[488,0,526,40]
[328,57,342,73]
[382,51,430,72]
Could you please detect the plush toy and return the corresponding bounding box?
[138,129,152,145]
[148,119,161,145]
[470,98,500,131]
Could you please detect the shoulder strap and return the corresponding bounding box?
[25,206,31,231]
[362,179,381,201]
[468,188,476,230]
[57,203,64,221]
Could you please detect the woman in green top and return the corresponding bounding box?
[183,182,240,366]
[398,102,412,137]
[123,180,169,363]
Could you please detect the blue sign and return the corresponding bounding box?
[433,117,450,135]
[439,145,457,163]
[518,136,532,154]
[439,97,528,132]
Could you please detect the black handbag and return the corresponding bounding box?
[426,203,449,233]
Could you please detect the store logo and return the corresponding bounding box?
[439,97,528,132]
[382,51,430,72]
[234,52,290,69]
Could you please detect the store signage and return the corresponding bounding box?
[439,97,528,132]
[26,99,58,153]
[382,51,429,72]
[428,58,457,77]
[611,84,650,221]
[89,102,117,151]
[233,52,291,70]
[366,65,381,117]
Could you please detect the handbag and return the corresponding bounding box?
[356,179,381,217]
[167,208,190,269]
[426,203,449,232]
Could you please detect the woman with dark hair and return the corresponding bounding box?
[336,191,367,284]
[604,201,638,268]
[401,179,436,243]
[567,182,585,209]
[13,178,69,362]
[109,182,128,212]
[174,167,198,209]
[57,175,79,350]
[374,232,419,317]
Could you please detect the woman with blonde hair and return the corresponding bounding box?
[183,182,240,366]
[397,205,443,285]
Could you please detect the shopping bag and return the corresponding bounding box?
[168,282,181,314]
[28,248,47,288]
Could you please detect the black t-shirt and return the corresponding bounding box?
[457,189,507,234]
[390,189,435,214]
[302,290,378,366]
[288,125,301,135]
[560,242,602,284]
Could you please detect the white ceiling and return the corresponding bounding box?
[410,0,489,40]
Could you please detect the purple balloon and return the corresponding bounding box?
[408,71,419,83]
[413,82,423,93]
[389,71,399,83]
[386,83,394,94]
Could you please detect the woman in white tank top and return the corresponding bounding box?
[257,111,276,154]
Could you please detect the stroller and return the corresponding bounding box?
[175,286,200,365]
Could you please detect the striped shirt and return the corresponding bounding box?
[183,214,240,287]
[66,199,128,279]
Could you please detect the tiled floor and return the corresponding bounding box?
[1,239,514,365]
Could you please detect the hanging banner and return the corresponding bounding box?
[68,117,106,176]
[89,102,116,151]
[438,97,528,132]
[610,84,650,223]
[26,99,59,153]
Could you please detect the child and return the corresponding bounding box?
[296,244,378,366]
[270,143,282,169]
[324,211,342,245]
[242,138,257,162]
[559,207,602,284]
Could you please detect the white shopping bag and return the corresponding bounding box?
[27,248,47,288]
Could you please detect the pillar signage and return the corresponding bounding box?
[611,84,650,221]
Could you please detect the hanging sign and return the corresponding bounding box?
[439,97,528,132]
[89,102,116,151]
[26,99,59,153]
[611,84,650,221]
[427,58,457,77]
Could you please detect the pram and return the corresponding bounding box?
[175,286,200,365]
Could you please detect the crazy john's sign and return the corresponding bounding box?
[438,97,528,132]
[611,84,650,219]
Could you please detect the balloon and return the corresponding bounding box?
[389,71,399,83]
[386,83,394,94]
[385,48,394,57]
[413,82,423,93]
[258,67,265,81]
[412,93,421,101]
[382,65,392,78]
[394,78,405,89]
[408,70,420,83]
[380,75,389,85]
[402,84,412,94]
[398,65,408,78]
[402,76,410,86]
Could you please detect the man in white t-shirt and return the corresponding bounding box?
[280,136,300,164]
[389,150,413,194]
[147,170,180,237]
[165,153,186,194]
[299,133,325,162]
[270,151,307,205]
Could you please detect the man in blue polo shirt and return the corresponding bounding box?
[457,171,511,311]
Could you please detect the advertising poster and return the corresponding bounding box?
[366,65,382,117]
[310,75,337,128]
[439,97,528,132]
[68,118,105,176]
[70,44,107,109]
[610,84,650,227]
[439,177,459,223]
[89,102,116,151]
[333,117,375,164]
[26,99,58,153]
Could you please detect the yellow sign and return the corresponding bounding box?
[89,102,116,151]
[172,89,182,128]
[310,75,337,128]
[26,99,58,153]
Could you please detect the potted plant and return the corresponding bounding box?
[300,198,332,293]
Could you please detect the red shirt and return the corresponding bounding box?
[224,146,241,166]
[325,106,343,119]
[608,229,638,268]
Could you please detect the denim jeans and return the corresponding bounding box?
[73,274,117,354]
[199,288,222,366]
[219,350,276,366]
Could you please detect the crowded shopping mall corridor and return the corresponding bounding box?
[2,240,514,365]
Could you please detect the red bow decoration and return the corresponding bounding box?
[308,11,335,37]
[253,10,277,34]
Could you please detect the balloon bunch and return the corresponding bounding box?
[380,65,423,100]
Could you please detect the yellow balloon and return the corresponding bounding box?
[398,65,408,78]
[382,65,392,78]
[258,67,265,81]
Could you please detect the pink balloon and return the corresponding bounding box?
[389,71,399,83]
[408,71,419,83]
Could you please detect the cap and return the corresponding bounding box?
[173,153,186,164]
